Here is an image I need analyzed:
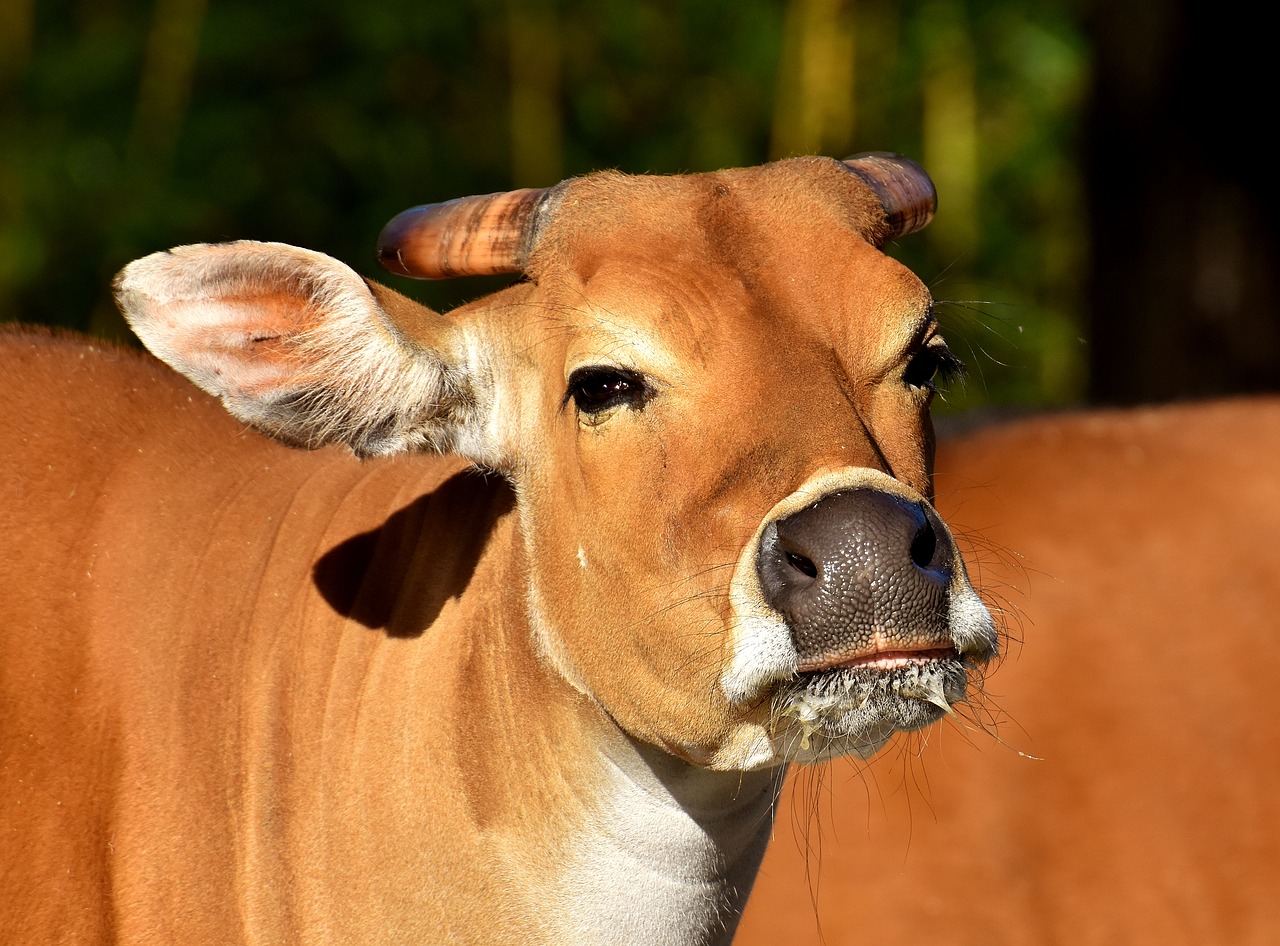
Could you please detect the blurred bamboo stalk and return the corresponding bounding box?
[921,4,978,257]
[770,0,856,159]
[0,0,32,264]
[128,0,209,174]
[507,0,563,187]
[0,0,33,87]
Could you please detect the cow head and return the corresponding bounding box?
[115,154,996,772]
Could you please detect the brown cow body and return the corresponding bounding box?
[1,157,998,944]
[1,328,790,944]
[1,330,534,941]
[738,397,1280,945]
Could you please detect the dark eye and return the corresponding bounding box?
[566,366,650,416]
[904,344,964,393]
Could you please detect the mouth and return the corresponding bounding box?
[772,646,979,762]
[799,644,958,674]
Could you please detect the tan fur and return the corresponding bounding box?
[737,397,1280,945]
[1,158,989,944]
[0,329,583,943]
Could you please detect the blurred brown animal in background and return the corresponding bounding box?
[737,397,1280,945]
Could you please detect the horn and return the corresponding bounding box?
[377,187,553,279]
[841,152,937,244]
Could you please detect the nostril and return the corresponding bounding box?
[909,521,937,569]
[784,550,819,580]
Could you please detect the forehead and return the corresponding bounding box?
[536,156,889,270]
[526,157,933,365]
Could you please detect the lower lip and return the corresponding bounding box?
[802,646,956,673]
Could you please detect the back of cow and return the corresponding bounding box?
[737,397,1280,945]
[0,329,377,941]
[0,330,208,940]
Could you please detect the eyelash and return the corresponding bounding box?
[904,345,965,392]
[565,366,651,415]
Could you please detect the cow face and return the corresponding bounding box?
[116,156,995,773]
[469,158,995,768]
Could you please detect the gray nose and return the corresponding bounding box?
[756,489,956,668]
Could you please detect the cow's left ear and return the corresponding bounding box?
[115,241,488,460]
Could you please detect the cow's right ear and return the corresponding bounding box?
[115,241,488,460]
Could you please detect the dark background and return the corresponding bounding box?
[2,0,1276,414]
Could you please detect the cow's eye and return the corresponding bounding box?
[566,366,649,421]
[904,342,964,394]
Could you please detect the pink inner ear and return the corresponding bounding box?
[115,241,366,403]
[142,290,320,399]
[115,241,474,459]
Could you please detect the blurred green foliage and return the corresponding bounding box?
[0,0,1088,413]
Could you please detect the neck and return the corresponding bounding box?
[295,475,784,945]
[456,537,785,945]
[545,725,783,946]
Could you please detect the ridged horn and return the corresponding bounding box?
[377,187,553,279]
[841,152,937,244]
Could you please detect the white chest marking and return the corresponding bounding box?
[551,737,779,945]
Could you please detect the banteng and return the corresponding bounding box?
[0,155,996,945]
